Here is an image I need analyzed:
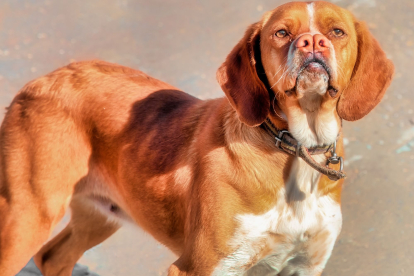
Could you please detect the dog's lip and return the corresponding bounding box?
[306,62,325,70]
[299,59,330,76]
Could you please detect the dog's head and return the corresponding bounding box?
[217,1,394,147]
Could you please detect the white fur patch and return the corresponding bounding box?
[288,103,339,148]
[213,157,342,275]
[314,110,340,147]
[307,3,318,34]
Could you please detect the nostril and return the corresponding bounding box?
[319,40,324,47]
[315,36,330,49]
[296,34,314,50]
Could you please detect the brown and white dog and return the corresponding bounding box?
[0,1,393,276]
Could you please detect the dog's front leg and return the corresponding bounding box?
[168,261,187,276]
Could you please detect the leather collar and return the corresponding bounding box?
[261,118,346,181]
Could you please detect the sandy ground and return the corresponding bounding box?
[2,0,413,275]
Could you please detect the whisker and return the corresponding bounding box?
[270,65,289,89]
[270,56,291,90]
[272,64,284,79]
[271,57,289,79]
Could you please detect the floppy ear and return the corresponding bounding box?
[216,23,270,127]
[337,21,394,121]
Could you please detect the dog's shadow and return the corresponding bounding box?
[17,258,99,276]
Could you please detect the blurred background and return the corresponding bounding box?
[1,0,413,275]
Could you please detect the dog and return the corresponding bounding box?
[0,1,394,276]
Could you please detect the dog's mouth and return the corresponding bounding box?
[299,59,331,77]
[285,58,338,97]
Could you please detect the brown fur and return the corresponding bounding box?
[337,21,394,120]
[0,2,393,276]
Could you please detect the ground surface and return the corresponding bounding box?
[1,0,413,275]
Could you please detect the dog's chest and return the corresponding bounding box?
[213,158,342,276]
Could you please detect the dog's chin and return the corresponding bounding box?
[296,63,330,96]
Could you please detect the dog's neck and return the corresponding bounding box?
[220,99,343,203]
[269,94,341,148]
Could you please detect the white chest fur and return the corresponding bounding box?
[213,157,342,276]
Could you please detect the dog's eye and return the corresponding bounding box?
[332,29,345,37]
[275,30,288,38]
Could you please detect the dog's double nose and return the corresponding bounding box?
[295,34,330,56]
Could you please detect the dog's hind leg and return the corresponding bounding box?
[0,99,91,276]
[33,196,120,276]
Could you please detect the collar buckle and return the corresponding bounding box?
[274,130,290,149]
[327,140,344,172]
